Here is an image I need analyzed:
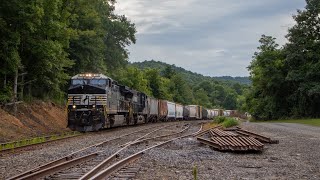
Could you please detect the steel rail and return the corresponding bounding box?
[67,125,159,156]
[8,125,160,180]
[119,124,190,147]
[15,152,100,180]
[79,124,173,180]
[120,124,172,147]
[90,124,203,180]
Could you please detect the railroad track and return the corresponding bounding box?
[9,123,202,180]
[0,131,82,154]
[0,125,137,155]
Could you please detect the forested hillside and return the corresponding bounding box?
[0,0,136,104]
[111,61,249,110]
[244,0,320,120]
[132,60,251,85]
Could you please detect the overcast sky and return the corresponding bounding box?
[115,0,306,76]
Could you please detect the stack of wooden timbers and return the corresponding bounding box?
[195,126,278,152]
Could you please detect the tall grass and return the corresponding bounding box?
[215,116,227,124]
[193,165,198,180]
[222,118,239,128]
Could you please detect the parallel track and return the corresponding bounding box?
[89,124,203,180]
[9,123,202,180]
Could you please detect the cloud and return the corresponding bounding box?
[115,0,306,76]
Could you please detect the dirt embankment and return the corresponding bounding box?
[0,101,69,143]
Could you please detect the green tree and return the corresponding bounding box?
[163,65,176,79]
[116,67,151,95]
[246,35,287,119]
[284,0,320,117]
[193,88,210,107]
[145,69,169,99]
[169,74,193,104]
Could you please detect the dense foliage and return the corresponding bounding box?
[245,0,320,119]
[132,60,251,85]
[0,0,136,103]
[129,61,249,109]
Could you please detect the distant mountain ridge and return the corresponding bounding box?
[130,60,251,85]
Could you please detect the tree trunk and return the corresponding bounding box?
[3,74,6,88]
[28,83,32,98]
[13,70,18,116]
[20,74,24,100]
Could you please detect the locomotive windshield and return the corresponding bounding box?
[90,79,107,86]
[71,79,108,86]
[72,79,87,85]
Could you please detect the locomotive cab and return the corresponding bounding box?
[67,73,109,131]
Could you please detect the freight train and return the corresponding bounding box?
[67,73,232,131]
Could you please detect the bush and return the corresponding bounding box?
[215,116,227,124]
[222,118,239,128]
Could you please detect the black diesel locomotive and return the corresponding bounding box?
[67,74,147,131]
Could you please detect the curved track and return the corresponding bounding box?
[9,122,202,180]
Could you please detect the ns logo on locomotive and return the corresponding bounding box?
[67,73,226,132]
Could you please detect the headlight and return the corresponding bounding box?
[72,105,76,109]
[92,105,96,108]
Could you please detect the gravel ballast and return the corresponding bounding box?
[1,121,319,179]
[135,122,320,180]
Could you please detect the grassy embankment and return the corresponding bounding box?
[0,131,81,151]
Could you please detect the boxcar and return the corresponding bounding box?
[212,109,222,117]
[202,108,209,120]
[223,110,231,116]
[158,100,168,121]
[184,105,202,120]
[167,101,176,120]
[147,97,159,122]
[207,109,213,119]
[196,106,203,120]
[175,104,184,120]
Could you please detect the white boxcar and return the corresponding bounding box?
[213,109,220,117]
[148,97,158,115]
[207,109,213,119]
[223,110,231,116]
[184,105,198,119]
[147,97,159,122]
[167,101,176,120]
[175,104,184,120]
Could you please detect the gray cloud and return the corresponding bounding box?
[116,0,306,76]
